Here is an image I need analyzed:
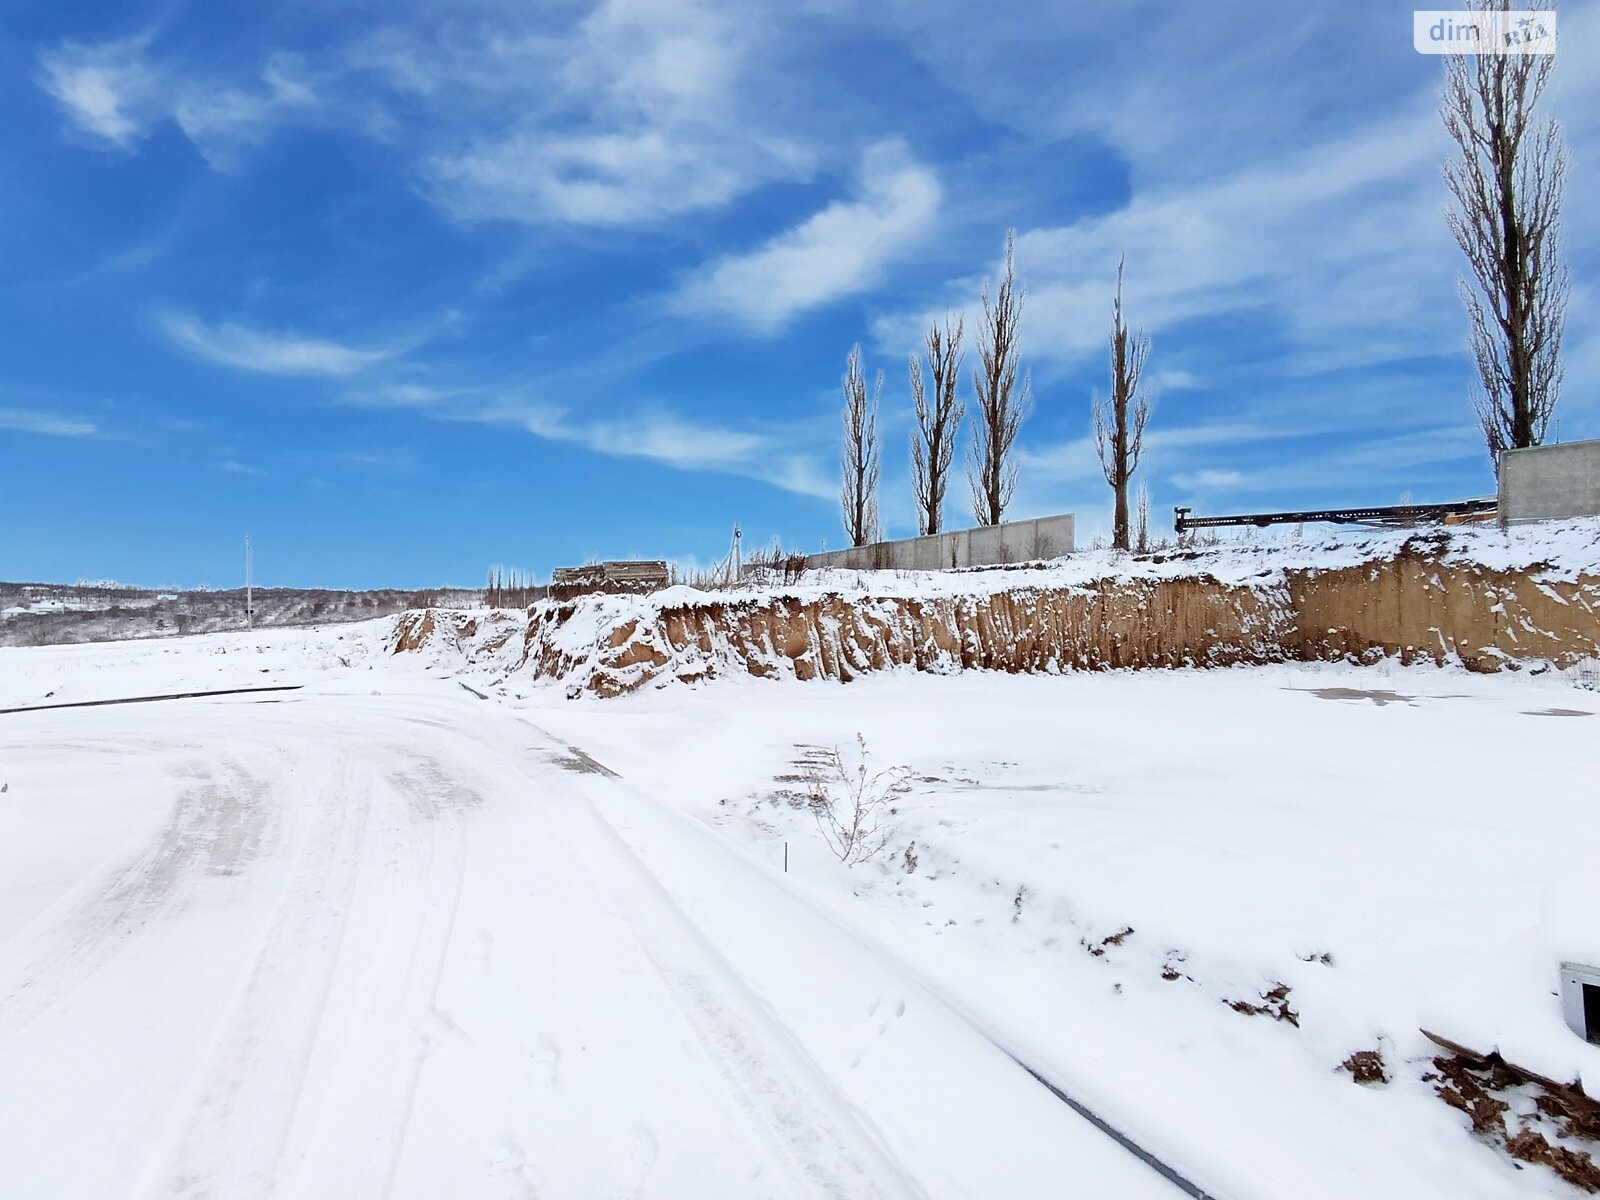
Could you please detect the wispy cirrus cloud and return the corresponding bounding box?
[1171,468,1247,491]
[38,0,816,228]
[1021,420,1319,486]
[426,128,808,228]
[497,400,834,499]
[347,380,835,500]
[37,36,157,145]
[674,140,942,334]
[875,106,1453,376]
[215,459,269,476]
[160,313,394,377]
[38,36,318,163]
[1167,423,1488,505]
[0,407,99,438]
[416,0,811,226]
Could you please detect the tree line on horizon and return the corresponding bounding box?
[837,0,1569,553]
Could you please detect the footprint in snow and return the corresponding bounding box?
[878,999,906,1035]
[527,1035,562,1086]
[599,1126,659,1198]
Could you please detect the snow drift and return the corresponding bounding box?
[397,522,1600,696]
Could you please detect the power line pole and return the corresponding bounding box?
[245,534,253,629]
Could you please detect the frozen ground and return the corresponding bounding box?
[1,619,1597,1197]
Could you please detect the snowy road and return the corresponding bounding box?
[0,679,1180,1199]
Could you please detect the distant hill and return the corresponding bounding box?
[0,582,482,647]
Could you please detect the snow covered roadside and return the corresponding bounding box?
[521,660,1600,1198]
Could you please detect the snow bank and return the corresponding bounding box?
[387,608,526,677]
[1421,942,1600,1101]
[506,522,1600,696]
[1421,872,1600,1100]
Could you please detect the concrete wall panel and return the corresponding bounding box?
[1500,439,1600,524]
[804,513,1075,572]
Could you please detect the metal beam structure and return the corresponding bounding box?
[1173,499,1498,534]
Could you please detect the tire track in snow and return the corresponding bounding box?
[539,784,923,1200]
[405,710,917,1198]
[272,756,475,1200]
[139,754,373,1200]
[0,756,270,1036]
[646,955,912,1200]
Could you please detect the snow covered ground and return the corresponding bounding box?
[0,622,1176,1199]
[525,660,1600,1199]
[2,618,1597,1197]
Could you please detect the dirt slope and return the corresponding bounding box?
[398,525,1600,696]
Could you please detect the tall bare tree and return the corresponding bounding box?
[968,230,1031,526]
[1093,257,1152,552]
[1441,3,1568,460]
[840,343,882,547]
[909,314,965,535]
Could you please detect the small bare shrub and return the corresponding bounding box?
[745,542,810,586]
[805,734,907,866]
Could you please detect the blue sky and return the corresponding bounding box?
[2,0,1597,588]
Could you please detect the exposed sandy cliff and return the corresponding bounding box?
[396,523,1600,696]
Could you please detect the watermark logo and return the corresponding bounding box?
[1415,10,1557,54]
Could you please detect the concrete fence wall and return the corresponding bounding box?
[805,513,1075,572]
[1499,438,1600,525]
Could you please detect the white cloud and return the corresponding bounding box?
[0,407,99,438]
[39,1,819,228]
[874,103,1454,378]
[38,38,318,164]
[172,57,317,160]
[1150,368,1200,392]
[1172,468,1246,491]
[676,141,942,333]
[415,0,813,227]
[1018,435,1098,484]
[215,459,268,476]
[348,380,835,500]
[1165,424,1489,502]
[1021,420,1314,486]
[161,313,391,377]
[345,382,462,408]
[573,412,768,470]
[38,37,158,145]
[506,404,833,497]
[427,128,802,227]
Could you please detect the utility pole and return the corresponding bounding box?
[245,535,253,629]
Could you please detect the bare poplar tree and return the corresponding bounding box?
[1093,257,1152,552]
[967,230,1031,526]
[910,314,965,536]
[1441,3,1568,460]
[840,343,882,547]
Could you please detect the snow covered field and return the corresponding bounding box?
[1,619,1597,1197]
